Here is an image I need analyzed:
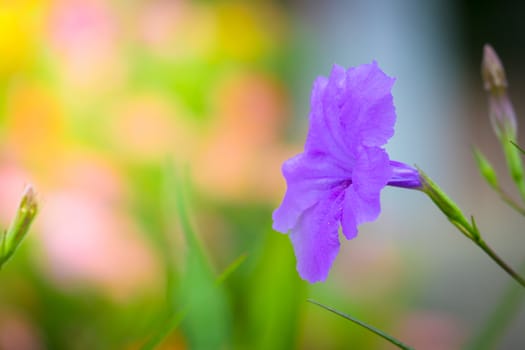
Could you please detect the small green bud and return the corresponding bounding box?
[473,148,499,189]
[0,185,38,267]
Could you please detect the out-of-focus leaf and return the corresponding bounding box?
[174,172,231,349]
[142,165,231,349]
[245,231,305,350]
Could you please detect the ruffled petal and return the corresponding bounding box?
[305,65,355,165]
[341,147,391,240]
[272,152,350,233]
[341,62,396,151]
[304,62,396,163]
[289,189,345,282]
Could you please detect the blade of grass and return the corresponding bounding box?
[307,299,414,350]
[216,253,247,285]
[141,164,244,349]
[247,232,306,350]
[140,309,187,350]
[140,252,247,350]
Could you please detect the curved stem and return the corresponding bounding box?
[307,299,414,350]
[447,212,525,289]
[495,186,525,216]
[475,239,525,288]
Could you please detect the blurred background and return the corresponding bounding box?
[0,0,524,349]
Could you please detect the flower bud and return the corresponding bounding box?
[418,169,475,239]
[482,44,507,94]
[419,170,462,221]
[0,185,38,267]
[482,44,517,140]
[473,148,499,189]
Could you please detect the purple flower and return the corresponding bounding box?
[273,62,421,283]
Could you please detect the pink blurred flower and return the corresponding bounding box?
[137,0,190,54]
[392,311,466,350]
[37,156,161,301]
[195,71,291,201]
[47,0,124,89]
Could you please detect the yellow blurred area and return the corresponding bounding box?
[6,82,64,170]
[215,2,284,61]
[0,0,47,76]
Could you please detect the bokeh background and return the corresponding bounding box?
[0,0,524,349]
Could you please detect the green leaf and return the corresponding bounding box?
[141,165,232,350]
[140,252,247,350]
[245,232,306,350]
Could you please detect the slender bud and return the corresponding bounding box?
[473,148,499,189]
[0,185,38,267]
[482,44,525,201]
[417,169,477,240]
[482,44,507,94]
[482,44,517,140]
[418,170,464,222]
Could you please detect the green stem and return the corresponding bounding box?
[419,169,525,289]
[495,186,525,216]
[446,212,525,289]
[474,239,525,288]
[517,181,525,205]
[307,299,414,350]
[502,140,525,204]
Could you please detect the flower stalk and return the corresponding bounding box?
[419,169,525,288]
[472,148,525,215]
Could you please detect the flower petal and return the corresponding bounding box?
[289,189,345,282]
[388,160,422,189]
[305,65,355,164]
[341,147,391,240]
[272,152,350,233]
[304,62,396,163]
[341,62,396,150]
